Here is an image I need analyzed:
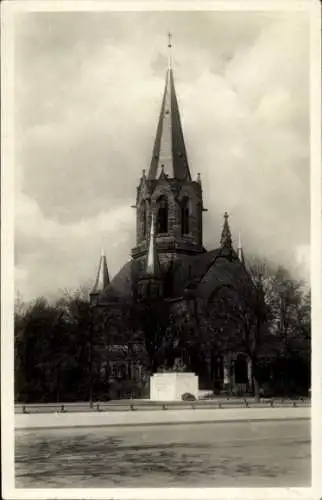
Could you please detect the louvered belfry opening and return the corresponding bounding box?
[157,196,168,234]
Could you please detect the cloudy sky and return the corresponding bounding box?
[13,8,310,301]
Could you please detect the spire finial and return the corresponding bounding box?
[220,211,232,249]
[168,32,173,69]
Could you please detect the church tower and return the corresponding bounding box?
[131,35,205,274]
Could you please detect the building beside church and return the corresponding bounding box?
[89,41,261,396]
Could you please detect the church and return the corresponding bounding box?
[89,39,260,396]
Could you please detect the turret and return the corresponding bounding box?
[237,231,245,265]
[136,213,163,300]
[89,250,110,306]
[145,212,161,277]
[220,212,233,250]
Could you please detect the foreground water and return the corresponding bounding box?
[15,420,310,487]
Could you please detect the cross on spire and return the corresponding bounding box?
[167,32,173,68]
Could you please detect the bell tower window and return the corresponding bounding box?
[140,201,147,238]
[157,196,168,234]
[181,197,190,235]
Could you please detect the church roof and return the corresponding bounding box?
[98,247,254,306]
[147,64,191,181]
[172,248,252,300]
[100,260,133,303]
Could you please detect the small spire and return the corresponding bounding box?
[159,164,167,179]
[220,211,233,249]
[168,32,173,69]
[237,231,245,264]
[196,172,201,185]
[145,212,160,276]
[91,251,110,295]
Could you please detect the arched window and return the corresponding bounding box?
[181,197,190,235]
[140,201,147,238]
[157,196,168,234]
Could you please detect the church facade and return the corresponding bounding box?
[89,44,260,396]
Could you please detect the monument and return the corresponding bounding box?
[150,360,199,401]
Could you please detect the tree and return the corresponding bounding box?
[130,294,177,374]
[248,260,311,395]
[14,297,68,402]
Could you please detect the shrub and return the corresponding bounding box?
[181,392,196,401]
[108,379,144,400]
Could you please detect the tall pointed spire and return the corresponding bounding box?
[220,212,233,249]
[237,231,245,264]
[147,35,191,181]
[145,212,160,276]
[91,250,110,295]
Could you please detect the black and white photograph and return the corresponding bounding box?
[1,1,321,499]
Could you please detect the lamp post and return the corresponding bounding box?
[88,293,101,408]
[89,302,95,408]
[182,280,200,374]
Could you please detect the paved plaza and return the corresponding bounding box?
[15,418,310,488]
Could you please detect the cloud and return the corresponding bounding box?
[13,10,310,300]
[15,192,134,299]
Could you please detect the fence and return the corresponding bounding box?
[15,397,311,415]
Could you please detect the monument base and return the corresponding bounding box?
[150,372,199,401]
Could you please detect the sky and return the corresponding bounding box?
[13,8,310,301]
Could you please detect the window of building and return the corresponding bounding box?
[181,197,190,235]
[119,364,127,379]
[110,363,118,378]
[157,196,168,234]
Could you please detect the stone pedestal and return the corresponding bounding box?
[150,372,199,401]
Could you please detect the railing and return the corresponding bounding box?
[15,397,311,415]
